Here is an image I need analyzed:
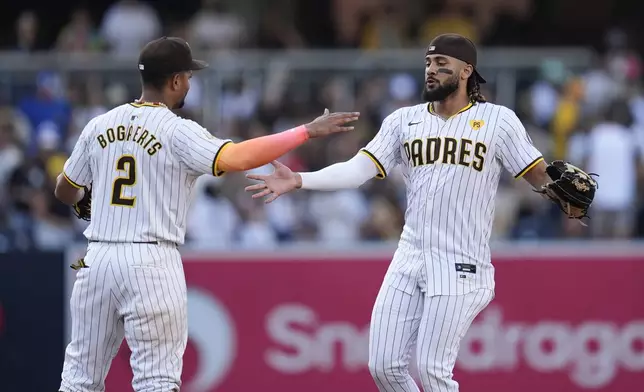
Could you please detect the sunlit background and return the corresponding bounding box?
[0,0,643,391]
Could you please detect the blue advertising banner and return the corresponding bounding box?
[0,252,65,391]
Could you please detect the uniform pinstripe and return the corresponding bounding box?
[60,102,230,392]
[363,102,542,391]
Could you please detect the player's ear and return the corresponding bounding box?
[171,73,181,90]
[461,64,473,81]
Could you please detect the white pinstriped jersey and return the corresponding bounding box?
[361,102,543,296]
[63,102,231,245]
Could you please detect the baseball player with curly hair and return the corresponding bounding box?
[246,34,597,392]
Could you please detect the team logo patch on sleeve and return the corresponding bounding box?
[469,120,484,130]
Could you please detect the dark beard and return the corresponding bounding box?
[422,77,459,102]
[173,99,185,110]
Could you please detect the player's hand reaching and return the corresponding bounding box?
[305,108,360,138]
[245,161,301,204]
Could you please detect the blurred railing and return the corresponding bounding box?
[0,47,595,128]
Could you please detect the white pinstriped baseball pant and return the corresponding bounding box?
[368,271,493,392]
[59,242,187,392]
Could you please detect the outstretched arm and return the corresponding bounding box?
[172,109,359,176]
[295,108,403,189]
[222,109,358,173]
[521,160,550,189]
[245,153,379,203]
[246,110,403,203]
[298,152,379,190]
[215,127,309,173]
[496,108,597,220]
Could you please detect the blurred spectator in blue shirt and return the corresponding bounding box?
[18,71,71,156]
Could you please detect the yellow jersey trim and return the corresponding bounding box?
[428,102,475,119]
[515,156,544,179]
[129,102,166,108]
[360,149,386,179]
[212,141,233,177]
[63,172,84,189]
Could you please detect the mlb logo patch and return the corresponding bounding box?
[469,120,484,130]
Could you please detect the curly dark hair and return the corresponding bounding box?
[467,75,487,103]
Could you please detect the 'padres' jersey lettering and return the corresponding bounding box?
[362,102,542,296]
[403,137,487,171]
[63,103,231,244]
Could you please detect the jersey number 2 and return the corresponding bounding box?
[111,155,136,207]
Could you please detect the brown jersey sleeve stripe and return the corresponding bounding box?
[514,156,544,179]
[212,141,233,177]
[360,149,387,179]
[63,172,85,188]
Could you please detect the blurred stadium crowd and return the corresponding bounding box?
[0,0,643,251]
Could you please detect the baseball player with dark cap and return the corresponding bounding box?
[54,35,359,392]
[245,32,596,391]
[422,33,487,110]
[136,36,208,109]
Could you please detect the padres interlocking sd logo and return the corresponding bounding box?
[469,120,484,130]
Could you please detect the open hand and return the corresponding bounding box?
[305,108,360,138]
[245,161,301,204]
